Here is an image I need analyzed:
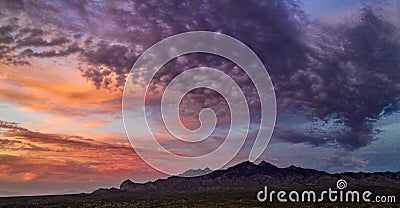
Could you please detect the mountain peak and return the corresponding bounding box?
[122,179,133,184]
[258,161,278,168]
[120,179,134,190]
[288,164,299,169]
[178,167,213,177]
[233,160,257,168]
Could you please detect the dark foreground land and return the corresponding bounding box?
[0,189,399,208]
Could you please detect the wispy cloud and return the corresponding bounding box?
[0,120,162,184]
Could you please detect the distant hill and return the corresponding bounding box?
[94,161,400,194]
[178,167,213,177]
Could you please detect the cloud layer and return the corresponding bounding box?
[1,1,399,149]
[0,120,161,186]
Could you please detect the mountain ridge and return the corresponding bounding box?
[93,161,400,194]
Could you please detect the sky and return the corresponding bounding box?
[0,0,399,196]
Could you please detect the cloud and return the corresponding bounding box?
[0,10,80,65]
[326,152,369,172]
[80,41,136,89]
[20,43,81,58]
[0,120,132,154]
[22,173,37,181]
[1,0,309,90]
[0,63,122,117]
[0,1,399,150]
[0,120,28,131]
[0,120,162,183]
[136,4,400,150]
[280,7,400,149]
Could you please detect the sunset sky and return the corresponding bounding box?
[0,0,399,196]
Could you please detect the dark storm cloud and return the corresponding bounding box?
[80,41,137,88]
[0,18,28,65]
[0,11,78,65]
[124,2,399,149]
[291,8,400,149]
[16,27,70,47]
[0,25,15,44]
[0,0,309,90]
[0,1,399,149]
[15,28,46,47]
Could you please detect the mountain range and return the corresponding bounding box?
[94,161,400,194]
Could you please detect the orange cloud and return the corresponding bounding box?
[0,58,125,140]
[0,120,164,184]
[22,173,37,182]
[0,60,122,117]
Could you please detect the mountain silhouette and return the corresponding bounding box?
[178,167,213,177]
[94,161,400,194]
